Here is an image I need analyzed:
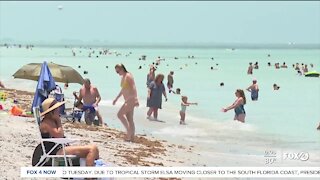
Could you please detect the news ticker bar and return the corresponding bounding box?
[21,167,320,178]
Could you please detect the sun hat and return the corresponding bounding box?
[41,98,65,117]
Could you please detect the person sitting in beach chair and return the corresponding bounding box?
[33,97,99,167]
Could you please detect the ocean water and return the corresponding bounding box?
[1,46,320,164]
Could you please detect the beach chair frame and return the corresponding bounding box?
[63,92,84,122]
[33,106,78,167]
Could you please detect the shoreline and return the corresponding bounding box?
[0,88,198,179]
[1,78,320,179]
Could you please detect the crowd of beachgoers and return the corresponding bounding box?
[1,44,319,178]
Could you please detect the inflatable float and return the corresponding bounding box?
[304,71,320,77]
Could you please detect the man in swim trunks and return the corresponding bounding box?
[77,78,104,126]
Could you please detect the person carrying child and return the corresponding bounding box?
[180,96,197,125]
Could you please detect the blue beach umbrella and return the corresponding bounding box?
[31,61,56,112]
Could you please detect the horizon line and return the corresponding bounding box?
[1,41,320,49]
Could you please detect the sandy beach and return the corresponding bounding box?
[0,88,196,179]
[1,86,319,179]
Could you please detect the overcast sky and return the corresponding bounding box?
[0,1,319,45]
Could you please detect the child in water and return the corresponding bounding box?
[180,96,198,125]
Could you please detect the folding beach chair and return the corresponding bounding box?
[32,106,79,167]
[51,85,66,115]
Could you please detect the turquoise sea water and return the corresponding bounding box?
[1,46,319,165]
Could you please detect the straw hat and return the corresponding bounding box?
[41,98,65,117]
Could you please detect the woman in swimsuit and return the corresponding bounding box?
[222,89,246,123]
[246,79,259,101]
[147,74,167,121]
[40,98,99,166]
[113,64,139,142]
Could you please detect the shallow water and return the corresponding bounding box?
[1,46,319,165]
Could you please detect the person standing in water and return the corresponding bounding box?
[247,62,253,75]
[167,71,174,93]
[147,74,167,121]
[180,96,197,125]
[246,79,259,101]
[113,64,139,142]
[222,89,246,123]
[146,66,156,87]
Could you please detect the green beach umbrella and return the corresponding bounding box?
[12,62,84,85]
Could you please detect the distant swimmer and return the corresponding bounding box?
[246,79,259,101]
[167,71,174,93]
[273,84,280,90]
[222,89,246,123]
[268,62,271,66]
[220,82,224,87]
[64,83,69,89]
[295,63,300,71]
[172,88,181,95]
[247,62,253,74]
[146,66,156,87]
[179,96,198,125]
[303,64,308,73]
[317,123,320,130]
[281,62,288,68]
[254,62,259,69]
[297,70,302,76]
